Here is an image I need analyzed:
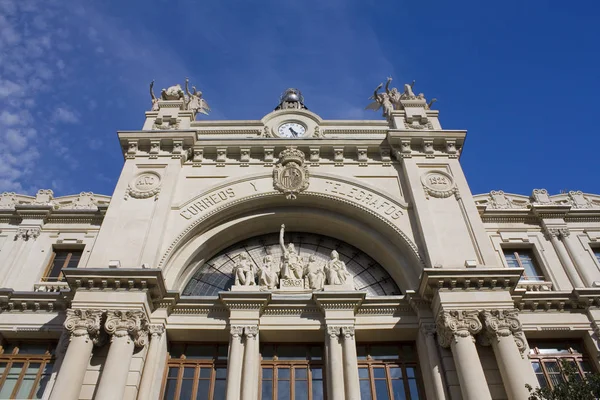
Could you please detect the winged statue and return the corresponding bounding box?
[365,81,394,117]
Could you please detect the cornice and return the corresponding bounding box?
[512,289,600,312]
[62,268,168,307]
[0,289,69,313]
[418,268,523,300]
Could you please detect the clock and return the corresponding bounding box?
[277,122,306,138]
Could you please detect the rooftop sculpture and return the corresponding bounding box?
[366,77,436,116]
[148,78,210,116]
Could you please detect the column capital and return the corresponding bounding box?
[544,227,570,240]
[326,326,341,339]
[230,325,244,338]
[436,310,482,348]
[64,308,103,344]
[481,309,527,355]
[105,310,149,347]
[244,325,259,339]
[148,324,165,338]
[419,322,437,337]
[341,326,355,339]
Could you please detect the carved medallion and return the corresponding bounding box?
[126,172,161,200]
[273,147,309,199]
[421,170,457,199]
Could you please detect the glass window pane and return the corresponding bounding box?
[170,344,185,359]
[17,344,48,354]
[214,380,226,399]
[183,367,195,378]
[358,368,369,378]
[217,345,228,360]
[295,368,307,379]
[180,379,194,399]
[536,374,548,388]
[360,380,372,399]
[277,380,290,399]
[278,368,290,379]
[196,380,210,400]
[312,378,324,400]
[295,380,308,399]
[199,368,211,378]
[544,361,560,373]
[186,345,214,359]
[261,345,275,360]
[375,379,390,400]
[262,368,273,379]
[167,367,179,378]
[309,346,323,360]
[66,251,82,268]
[531,362,542,373]
[373,368,386,379]
[16,377,36,399]
[311,367,322,380]
[216,367,227,379]
[357,345,368,360]
[163,379,177,400]
[370,345,399,360]
[33,363,53,400]
[391,380,407,400]
[277,346,304,360]
[261,381,273,400]
[408,379,420,399]
[389,367,402,378]
[406,367,415,378]
[0,363,24,399]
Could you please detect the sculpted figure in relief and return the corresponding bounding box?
[185,78,210,115]
[325,250,351,285]
[304,255,325,290]
[258,255,279,289]
[279,224,304,280]
[149,81,159,111]
[234,253,256,286]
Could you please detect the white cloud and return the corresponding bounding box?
[0,110,19,125]
[52,107,79,124]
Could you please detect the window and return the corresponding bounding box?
[528,340,594,389]
[593,248,600,265]
[260,344,325,400]
[0,342,55,399]
[357,343,423,400]
[42,248,83,282]
[503,249,544,281]
[162,343,228,400]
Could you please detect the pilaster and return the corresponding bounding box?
[138,324,166,400]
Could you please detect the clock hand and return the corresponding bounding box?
[289,127,298,137]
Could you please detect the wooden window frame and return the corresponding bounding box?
[357,344,424,400]
[0,342,55,399]
[42,248,83,282]
[503,248,545,281]
[259,344,325,400]
[529,341,594,389]
[160,343,227,400]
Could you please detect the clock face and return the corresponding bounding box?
[278,122,306,138]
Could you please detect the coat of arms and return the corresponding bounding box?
[273,147,309,199]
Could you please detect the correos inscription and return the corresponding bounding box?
[180,188,236,220]
[323,180,402,219]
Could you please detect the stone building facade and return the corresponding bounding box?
[1,83,600,400]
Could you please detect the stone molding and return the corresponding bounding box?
[104,310,149,347]
[64,309,103,344]
[436,310,482,347]
[481,309,527,355]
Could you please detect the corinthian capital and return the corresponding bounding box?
[64,309,103,344]
[341,326,355,339]
[230,325,244,338]
[327,326,341,339]
[482,309,527,356]
[245,325,259,339]
[104,310,149,347]
[436,310,482,348]
[148,324,165,338]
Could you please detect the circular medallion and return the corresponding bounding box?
[126,172,161,199]
[277,122,306,138]
[420,170,456,198]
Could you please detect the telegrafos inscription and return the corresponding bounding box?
[323,180,402,219]
[180,188,236,219]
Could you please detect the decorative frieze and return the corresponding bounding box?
[104,310,149,347]
[64,309,103,344]
[436,310,482,347]
[15,227,41,240]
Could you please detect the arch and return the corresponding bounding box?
[161,177,425,294]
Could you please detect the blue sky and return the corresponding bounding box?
[1,0,598,198]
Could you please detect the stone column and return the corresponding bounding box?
[95,311,149,400]
[437,310,492,400]
[49,309,103,400]
[226,326,244,400]
[562,230,596,286]
[547,228,585,288]
[326,326,345,400]
[241,326,259,400]
[137,324,165,400]
[482,309,538,400]
[340,326,360,400]
[417,323,448,400]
